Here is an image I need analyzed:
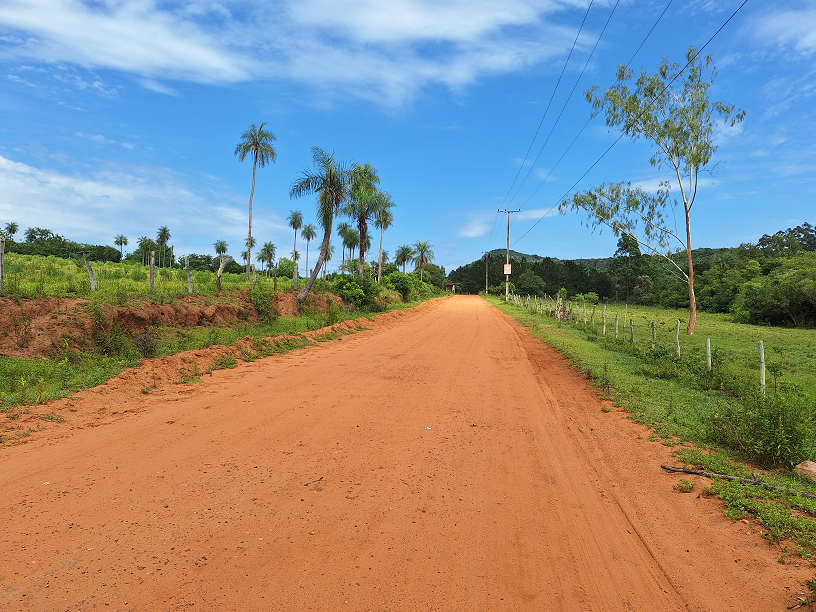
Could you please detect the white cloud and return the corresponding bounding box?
[0,155,287,254]
[754,8,816,56]
[517,206,560,221]
[0,0,591,106]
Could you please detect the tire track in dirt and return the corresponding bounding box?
[0,296,809,611]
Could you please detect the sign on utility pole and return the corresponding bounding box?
[498,209,519,302]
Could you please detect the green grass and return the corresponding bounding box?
[488,295,816,558]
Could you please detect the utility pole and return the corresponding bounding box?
[482,251,490,294]
[498,209,519,302]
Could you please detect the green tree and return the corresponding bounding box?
[289,147,351,303]
[235,122,277,280]
[395,245,415,273]
[336,222,350,265]
[258,241,276,277]
[344,228,360,266]
[560,47,745,335]
[301,223,317,278]
[287,210,303,290]
[213,239,228,257]
[114,234,128,257]
[4,222,18,240]
[413,241,434,282]
[156,226,170,268]
[374,193,394,282]
[344,162,381,277]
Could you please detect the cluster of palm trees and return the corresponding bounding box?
[132,226,172,267]
[394,241,434,281]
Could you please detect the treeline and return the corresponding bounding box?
[0,226,121,262]
[449,222,816,327]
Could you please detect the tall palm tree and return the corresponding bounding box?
[4,222,18,240]
[301,224,316,278]
[345,228,360,268]
[413,241,434,282]
[24,227,37,242]
[289,147,351,303]
[287,210,303,290]
[322,243,335,279]
[344,162,381,277]
[395,244,415,274]
[137,236,153,266]
[114,234,128,257]
[336,222,350,265]
[213,239,228,257]
[156,226,170,268]
[374,193,394,282]
[235,122,277,280]
[258,241,276,276]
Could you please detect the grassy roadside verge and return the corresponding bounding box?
[0,296,433,419]
[487,295,816,563]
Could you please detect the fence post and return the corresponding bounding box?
[705,338,711,373]
[629,319,634,345]
[82,248,98,292]
[185,255,193,294]
[674,320,681,359]
[583,301,587,324]
[624,304,628,330]
[602,304,607,337]
[591,304,596,327]
[0,235,4,293]
[149,250,156,293]
[758,340,766,396]
[651,320,656,349]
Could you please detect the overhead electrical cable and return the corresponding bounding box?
[511,0,750,248]
[484,0,595,254]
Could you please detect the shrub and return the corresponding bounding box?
[133,332,158,358]
[385,271,413,302]
[333,277,366,306]
[251,286,278,323]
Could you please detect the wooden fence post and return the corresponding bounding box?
[705,338,712,373]
[674,320,681,359]
[149,250,155,293]
[629,319,634,345]
[624,304,628,330]
[615,312,619,339]
[758,340,766,395]
[651,320,656,349]
[583,301,587,324]
[591,304,596,327]
[602,304,607,337]
[185,255,193,294]
[0,235,4,293]
[82,248,98,292]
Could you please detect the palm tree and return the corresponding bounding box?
[235,122,277,280]
[374,193,394,282]
[322,243,335,279]
[344,162,382,277]
[300,224,316,278]
[336,222,350,265]
[156,226,170,268]
[289,146,351,303]
[413,241,434,282]
[4,222,18,240]
[137,236,153,266]
[258,241,276,276]
[213,239,228,257]
[24,227,37,242]
[395,244,415,274]
[114,234,128,257]
[287,210,303,290]
[345,228,360,268]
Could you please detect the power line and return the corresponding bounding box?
[506,0,621,211]
[485,0,595,253]
[512,0,749,248]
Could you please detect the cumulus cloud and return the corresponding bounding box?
[0,0,591,106]
[0,155,287,253]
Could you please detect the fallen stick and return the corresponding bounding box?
[661,465,816,499]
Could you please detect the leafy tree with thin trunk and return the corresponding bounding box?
[374,193,394,282]
[322,243,335,279]
[114,234,128,257]
[258,241,276,277]
[345,229,359,268]
[157,226,170,268]
[235,123,277,280]
[4,222,18,239]
[395,245,415,274]
[559,47,745,335]
[301,223,316,278]
[336,222,350,265]
[344,162,381,277]
[137,236,154,266]
[287,210,303,290]
[289,147,351,304]
[413,241,434,282]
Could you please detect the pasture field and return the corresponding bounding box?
[1,252,292,300]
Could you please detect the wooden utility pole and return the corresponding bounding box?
[498,209,519,302]
[482,251,490,294]
[0,235,5,293]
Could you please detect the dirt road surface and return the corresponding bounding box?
[1,296,809,611]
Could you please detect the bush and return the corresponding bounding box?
[133,332,158,358]
[251,286,278,323]
[384,271,413,302]
[333,276,366,306]
[706,388,816,469]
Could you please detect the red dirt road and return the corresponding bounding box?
[0,296,809,611]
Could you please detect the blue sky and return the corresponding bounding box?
[0,0,814,275]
